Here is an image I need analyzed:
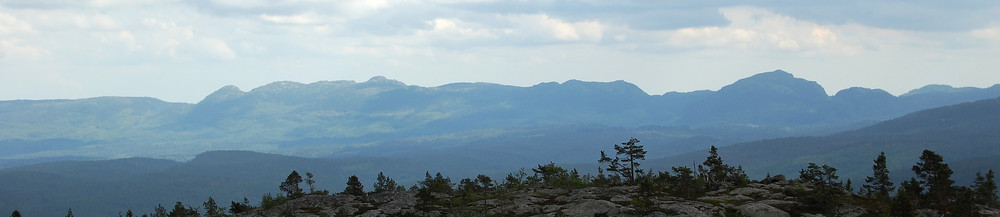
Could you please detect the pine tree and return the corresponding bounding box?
[798,163,843,212]
[11,210,21,217]
[863,152,894,200]
[912,149,954,211]
[66,208,74,217]
[700,146,727,184]
[952,187,978,217]
[598,138,645,184]
[305,172,317,194]
[697,146,748,189]
[203,197,222,217]
[890,188,916,217]
[280,170,304,198]
[973,169,998,206]
[475,174,493,193]
[229,198,253,214]
[373,172,398,193]
[168,201,187,217]
[420,172,453,194]
[668,167,704,199]
[344,175,365,196]
[154,204,168,217]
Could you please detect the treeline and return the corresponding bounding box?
[8,138,998,216]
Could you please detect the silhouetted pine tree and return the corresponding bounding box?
[344,175,365,196]
[864,152,894,200]
[890,188,916,217]
[973,169,998,207]
[305,172,317,194]
[599,138,645,184]
[280,170,304,198]
[229,198,253,214]
[912,150,954,212]
[373,172,398,193]
[203,197,222,217]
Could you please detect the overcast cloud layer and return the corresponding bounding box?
[1,0,999,103]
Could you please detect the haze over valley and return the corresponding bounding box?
[1,70,999,215]
[3,1,1000,216]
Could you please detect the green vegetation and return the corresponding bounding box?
[599,137,646,184]
[279,171,304,198]
[698,145,749,190]
[343,175,365,196]
[79,138,991,217]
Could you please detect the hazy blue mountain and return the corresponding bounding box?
[0,151,415,216]
[2,96,999,216]
[672,70,831,126]
[0,70,998,164]
[653,96,1000,184]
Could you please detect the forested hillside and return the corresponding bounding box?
[656,97,1000,184]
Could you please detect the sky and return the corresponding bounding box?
[1,0,999,103]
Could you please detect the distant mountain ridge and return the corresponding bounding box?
[1,96,998,216]
[655,96,1000,184]
[0,70,998,162]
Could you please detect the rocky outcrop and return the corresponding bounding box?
[736,202,790,217]
[233,182,847,217]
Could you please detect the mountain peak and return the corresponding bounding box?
[364,76,406,87]
[199,85,245,103]
[742,69,795,81]
[532,79,649,97]
[718,70,828,99]
[900,84,971,97]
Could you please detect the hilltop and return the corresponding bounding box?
[1,70,997,165]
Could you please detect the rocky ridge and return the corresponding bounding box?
[235,180,895,217]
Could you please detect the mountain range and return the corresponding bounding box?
[1,95,997,216]
[1,70,998,165]
[1,69,999,216]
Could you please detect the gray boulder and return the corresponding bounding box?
[560,199,621,216]
[736,202,789,217]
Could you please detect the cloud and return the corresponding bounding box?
[198,38,237,59]
[659,6,885,55]
[417,18,497,41]
[96,30,140,51]
[0,0,175,9]
[0,12,34,34]
[0,12,45,59]
[972,25,1000,43]
[0,38,46,59]
[72,13,119,30]
[259,12,324,25]
[138,18,236,60]
[506,14,604,42]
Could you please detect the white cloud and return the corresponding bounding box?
[664,6,861,54]
[0,38,46,59]
[96,30,140,51]
[972,25,1000,44]
[0,12,34,34]
[417,18,497,41]
[198,38,237,59]
[0,1,997,103]
[72,13,118,30]
[136,18,237,60]
[0,13,45,59]
[259,12,323,25]
[344,0,389,11]
[409,13,607,47]
[506,14,605,42]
